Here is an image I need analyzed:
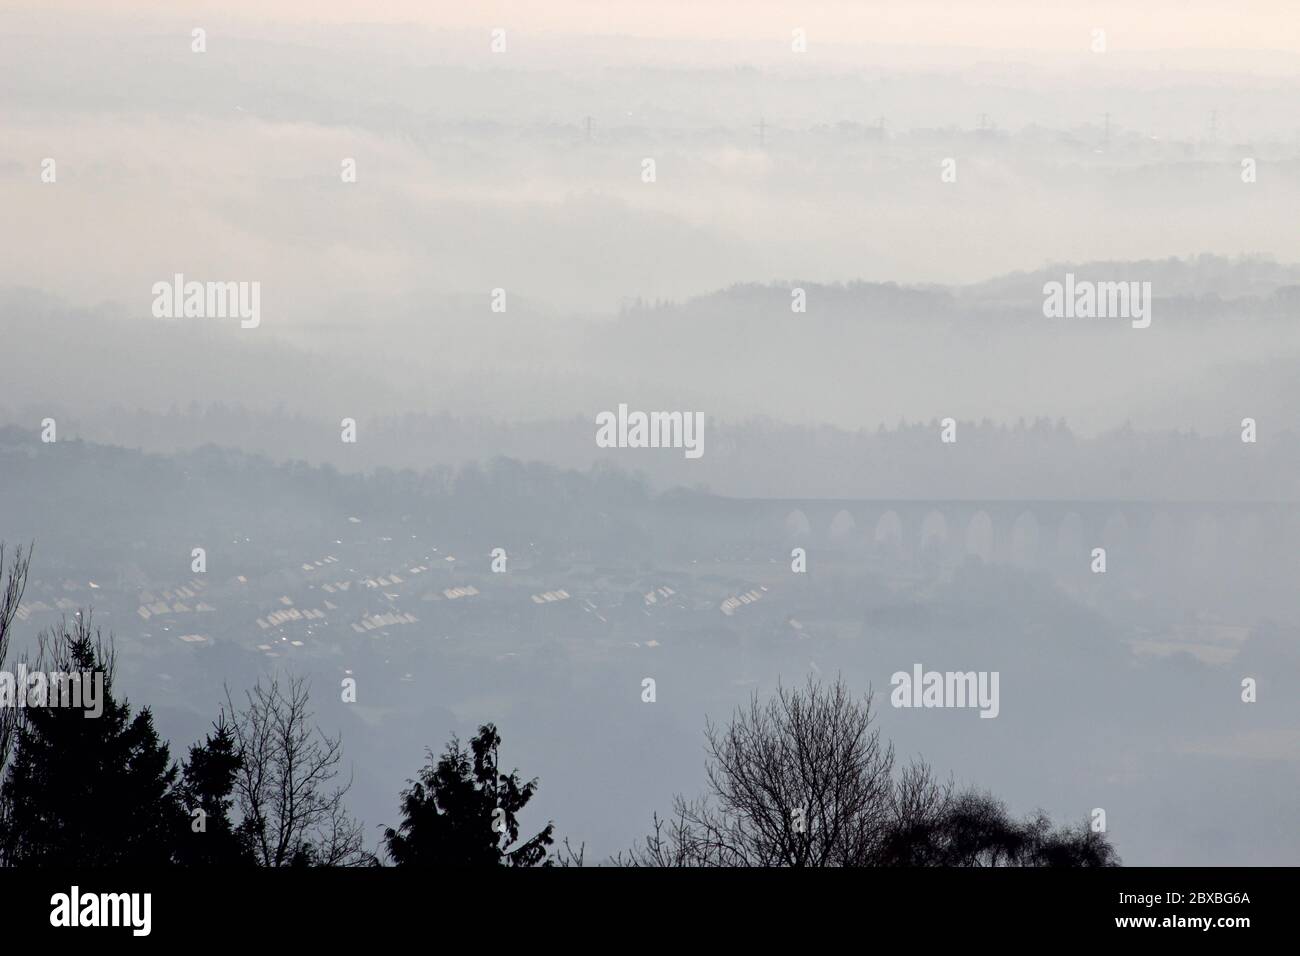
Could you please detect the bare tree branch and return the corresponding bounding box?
[225,674,371,866]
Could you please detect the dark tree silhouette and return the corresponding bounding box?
[175,716,256,866]
[225,675,371,867]
[0,543,32,777]
[622,676,1119,867]
[880,789,1119,866]
[0,616,186,866]
[383,723,555,866]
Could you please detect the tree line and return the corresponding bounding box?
[0,544,1116,867]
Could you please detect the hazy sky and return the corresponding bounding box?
[19,1,1300,56]
[4,0,1299,436]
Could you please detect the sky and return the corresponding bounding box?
[19,1,1300,48]
[11,1,1300,68]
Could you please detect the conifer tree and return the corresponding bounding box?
[176,717,255,866]
[0,617,185,866]
[383,723,555,866]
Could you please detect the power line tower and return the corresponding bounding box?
[755,116,768,148]
[584,115,593,142]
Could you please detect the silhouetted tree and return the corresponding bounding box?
[383,723,555,866]
[0,616,186,865]
[175,716,256,866]
[1017,809,1120,867]
[0,543,32,777]
[622,676,1119,867]
[226,675,371,866]
[880,789,1118,866]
